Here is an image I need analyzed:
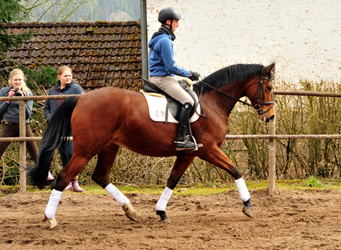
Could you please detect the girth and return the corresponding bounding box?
[142,78,198,122]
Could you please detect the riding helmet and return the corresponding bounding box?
[158,7,181,23]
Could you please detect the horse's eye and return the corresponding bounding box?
[266,86,272,91]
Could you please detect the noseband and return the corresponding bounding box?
[198,75,274,115]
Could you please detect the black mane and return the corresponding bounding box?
[193,64,267,94]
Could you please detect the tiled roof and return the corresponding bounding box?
[3,21,142,92]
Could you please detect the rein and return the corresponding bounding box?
[197,75,274,115]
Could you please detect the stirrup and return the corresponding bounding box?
[190,135,203,151]
[174,141,196,151]
[175,136,202,151]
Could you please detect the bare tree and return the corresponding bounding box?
[23,0,100,22]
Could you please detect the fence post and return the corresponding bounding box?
[19,101,26,193]
[268,65,276,196]
[268,118,276,196]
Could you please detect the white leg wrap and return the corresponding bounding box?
[45,189,63,219]
[235,178,251,202]
[105,183,130,206]
[156,187,173,211]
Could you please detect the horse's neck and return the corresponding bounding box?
[203,83,244,116]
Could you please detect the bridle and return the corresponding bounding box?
[197,75,274,116]
[250,75,275,115]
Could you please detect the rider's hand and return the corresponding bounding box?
[189,71,200,81]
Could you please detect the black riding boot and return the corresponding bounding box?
[175,102,202,151]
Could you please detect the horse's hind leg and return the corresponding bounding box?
[92,142,138,222]
[44,154,90,229]
[156,156,195,222]
[54,154,90,191]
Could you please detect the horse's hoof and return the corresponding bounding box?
[43,215,59,229]
[242,206,253,218]
[242,199,253,218]
[122,203,138,222]
[156,210,171,223]
[160,218,171,223]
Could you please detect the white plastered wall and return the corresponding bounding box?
[147,0,341,86]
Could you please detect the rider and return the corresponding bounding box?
[148,7,202,151]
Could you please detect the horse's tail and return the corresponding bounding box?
[27,96,80,189]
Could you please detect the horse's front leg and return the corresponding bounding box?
[199,146,253,218]
[156,156,195,223]
[92,142,138,222]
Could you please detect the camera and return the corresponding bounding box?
[13,89,23,96]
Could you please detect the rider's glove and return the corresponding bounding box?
[189,71,200,81]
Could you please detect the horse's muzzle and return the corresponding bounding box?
[266,115,275,123]
[257,103,275,123]
[258,110,275,123]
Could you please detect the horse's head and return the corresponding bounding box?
[246,63,275,122]
[194,63,275,122]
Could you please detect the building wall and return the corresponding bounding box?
[147,0,341,85]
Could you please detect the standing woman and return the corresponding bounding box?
[44,65,85,192]
[0,69,55,188]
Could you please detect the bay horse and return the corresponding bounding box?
[28,63,275,229]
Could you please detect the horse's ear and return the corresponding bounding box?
[263,63,275,76]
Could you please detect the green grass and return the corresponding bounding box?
[1,178,341,197]
[303,175,324,187]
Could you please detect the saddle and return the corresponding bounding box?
[142,78,199,121]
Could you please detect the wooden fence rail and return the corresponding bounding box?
[1,91,340,194]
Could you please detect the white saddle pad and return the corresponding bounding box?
[142,92,200,123]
